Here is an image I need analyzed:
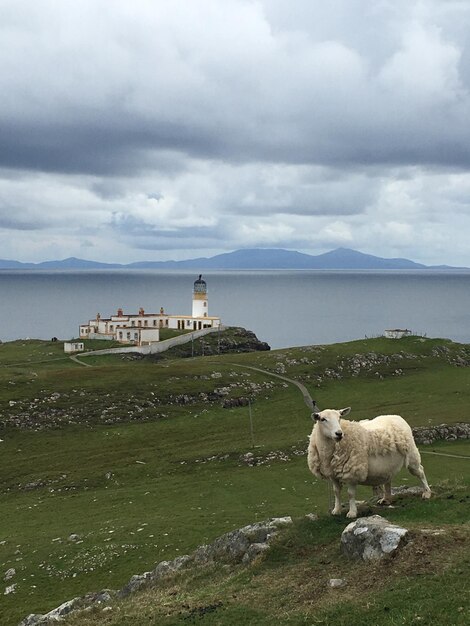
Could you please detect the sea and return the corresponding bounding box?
[0,269,469,349]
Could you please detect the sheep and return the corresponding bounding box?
[307,407,431,518]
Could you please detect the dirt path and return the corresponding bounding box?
[69,355,93,367]
[421,450,470,460]
[225,361,318,412]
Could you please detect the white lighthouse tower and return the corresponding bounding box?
[192,275,208,318]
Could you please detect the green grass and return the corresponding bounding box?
[1,335,470,625]
[62,485,470,626]
[158,328,192,341]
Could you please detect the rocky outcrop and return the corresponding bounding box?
[19,591,114,626]
[19,517,292,625]
[157,327,270,360]
[119,516,292,599]
[341,515,409,561]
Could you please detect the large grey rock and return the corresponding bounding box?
[341,515,409,561]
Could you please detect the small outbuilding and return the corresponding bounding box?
[64,341,85,353]
[384,329,412,339]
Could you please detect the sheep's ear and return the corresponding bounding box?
[339,407,351,417]
[312,413,321,422]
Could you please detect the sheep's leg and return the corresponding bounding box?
[331,479,342,515]
[373,485,384,500]
[407,458,432,499]
[377,482,392,505]
[346,484,358,519]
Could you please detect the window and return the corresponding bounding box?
[204,301,207,307]
[127,332,131,339]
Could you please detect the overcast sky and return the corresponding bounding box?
[2,0,470,265]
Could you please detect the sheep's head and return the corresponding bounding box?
[311,408,350,441]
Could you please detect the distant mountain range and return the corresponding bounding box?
[0,248,465,271]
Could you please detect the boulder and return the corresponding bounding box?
[341,515,409,561]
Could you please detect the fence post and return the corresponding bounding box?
[249,399,255,448]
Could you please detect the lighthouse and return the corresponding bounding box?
[192,274,208,318]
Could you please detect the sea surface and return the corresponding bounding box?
[0,270,469,349]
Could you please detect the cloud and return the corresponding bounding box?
[1,1,470,265]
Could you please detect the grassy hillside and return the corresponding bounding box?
[65,487,470,626]
[1,334,469,625]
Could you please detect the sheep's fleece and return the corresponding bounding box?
[307,409,431,518]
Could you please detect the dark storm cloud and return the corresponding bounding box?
[2,0,470,177]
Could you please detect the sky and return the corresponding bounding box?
[1,0,470,265]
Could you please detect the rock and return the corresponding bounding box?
[44,597,83,619]
[305,513,319,522]
[4,567,15,581]
[412,423,470,445]
[86,589,114,605]
[341,515,409,561]
[192,518,292,566]
[193,530,251,565]
[4,583,16,595]
[222,397,250,408]
[391,486,424,496]
[68,533,81,542]
[329,578,346,588]
[19,589,116,625]
[18,615,45,626]
[119,572,153,597]
[240,452,256,466]
[242,542,270,563]
[119,555,193,598]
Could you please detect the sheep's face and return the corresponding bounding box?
[312,408,350,442]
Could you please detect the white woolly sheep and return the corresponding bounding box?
[307,408,431,518]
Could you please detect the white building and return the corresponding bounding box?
[64,341,85,353]
[79,275,221,345]
[384,329,412,339]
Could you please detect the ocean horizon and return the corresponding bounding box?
[1,269,469,349]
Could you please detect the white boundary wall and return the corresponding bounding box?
[77,326,224,358]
